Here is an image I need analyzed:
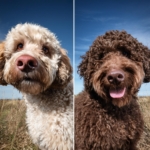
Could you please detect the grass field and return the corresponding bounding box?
[0,97,150,150]
[137,97,150,150]
[0,100,39,150]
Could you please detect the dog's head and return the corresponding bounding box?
[78,30,150,107]
[3,23,72,95]
[0,42,7,85]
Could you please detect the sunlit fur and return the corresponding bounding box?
[92,51,144,107]
[0,42,7,85]
[3,23,73,150]
[4,49,59,94]
[4,23,63,94]
[75,30,150,150]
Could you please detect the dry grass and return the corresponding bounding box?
[0,97,149,150]
[0,100,39,150]
[138,97,150,150]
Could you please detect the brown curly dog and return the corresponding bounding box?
[75,31,150,150]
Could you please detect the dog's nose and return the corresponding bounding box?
[107,71,124,84]
[16,55,38,72]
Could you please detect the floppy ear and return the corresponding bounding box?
[143,50,150,83]
[0,42,7,85]
[51,48,72,88]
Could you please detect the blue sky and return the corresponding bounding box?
[0,0,150,98]
[75,0,150,96]
[0,0,73,99]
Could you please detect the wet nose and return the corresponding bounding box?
[16,55,38,72]
[107,71,124,84]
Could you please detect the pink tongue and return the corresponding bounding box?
[109,87,126,98]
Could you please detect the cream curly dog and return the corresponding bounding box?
[0,42,7,85]
[3,23,73,150]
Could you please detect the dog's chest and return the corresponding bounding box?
[89,106,142,149]
[76,94,143,150]
[24,89,73,150]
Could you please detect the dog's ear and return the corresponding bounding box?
[78,53,89,78]
[51,48,72,88]
[0,42,7,85]
[143,50,150,83]
[77,50,93,93]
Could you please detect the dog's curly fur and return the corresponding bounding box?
[75,30,150,150]
[0,42,7,85]
[3,23,73,150]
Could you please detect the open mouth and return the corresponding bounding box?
[22,76,37,83]
[109,87,126,99]
[24,77,32,81]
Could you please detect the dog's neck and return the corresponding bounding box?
[23,82,73,106]
[86,90,139,121]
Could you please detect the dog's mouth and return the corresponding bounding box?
[21,74,37,83]
[24,76,32,81]
[109,87,126,99]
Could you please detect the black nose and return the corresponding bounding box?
[107,71,124,84]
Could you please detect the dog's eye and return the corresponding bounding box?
[95,53,105,60]
[99,53,104,59]
[42,46,49,54]
[121,50,130,58]
[17,43,23,50]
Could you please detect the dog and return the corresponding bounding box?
[75,30,150,150]
[3,23,73,150]
[0,42,7,85]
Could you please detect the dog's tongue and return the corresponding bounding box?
[109,87,126,98]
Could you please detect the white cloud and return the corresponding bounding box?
[93,17,118,22]
[78,37,91,42]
